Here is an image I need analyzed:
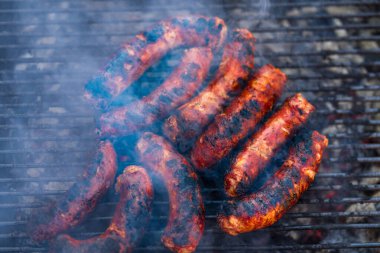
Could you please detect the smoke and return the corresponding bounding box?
[259,0,271,15]
[4,0,231,249]
[1,0,338,251]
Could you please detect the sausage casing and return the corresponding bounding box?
[225,93,315,197]
[191,64,286,170]
[50,165,153,253]
[30,141,117,242]
[84,16,227,108]
[218,131,328,235]
[136,132,204,253]
[163,29,255,152]
[99,47,213,137]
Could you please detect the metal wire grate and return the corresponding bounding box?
[0,0,379,252]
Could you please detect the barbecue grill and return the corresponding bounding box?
[0,0,379,252]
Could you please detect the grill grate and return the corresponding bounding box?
[0,0,379,252]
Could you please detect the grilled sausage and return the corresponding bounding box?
[163,29,255,152]
[99,47,213,137]
[50,165,153,253]
[218,131,328,235]
[191,64,286,170]
[30,141,117,242]
[84,15,227,108]
[136,132,204,253]
[225,93,315,197]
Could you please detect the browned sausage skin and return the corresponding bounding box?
[99,47,213,137]
[136,132,204,253]
[163,29,255,152]
[50,166,153,253]
[225,93,315,197]
[218,131,328,235]
[30,141,117,242]
[191,64,286,170]
[84,16,227,108]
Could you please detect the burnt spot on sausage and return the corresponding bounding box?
[195,17,207,32]
[247,100,260,112]
[208,19,220,35]
[143,143,162,156]
[141,104,159,116]
[143,25,164,43]
[85,76,111,100]
[124,109,145,125]
[242,64,252,74]
[290,168,301,181]
[216,115,243,139]
[267,190,281,207]
[242,42,255,56]
[187,63,201,72]
[229,115,243,135]
[239,108,252,119]
[297,107,305,116]
[240,200,255,217]
[172,87,185,96]
[181,73,197,82]
[255,197,267,210]
[158,95,172,105]
[142,132,153,140]
[171,224,191,245]
[182,19,190,28]
[206,113,216,124]
[134,37,147,50]
[205,37,210,46]
[237,77,246,88]
[279,176,294,192]
[166,159,179,168]
[226,201,242,217]
[300,134,313,155]
[204,134,217,148]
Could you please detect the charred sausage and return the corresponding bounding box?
[136,132,204,253]
[218,131,328,235]
[225,93,315,197]
[99,47,213,137]
[30,141,117,242]
[50,165,153,253]
[163,29,255,152]
[84,15,227,108]
[191,64,286,170]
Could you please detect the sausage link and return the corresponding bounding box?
[225,93,315,197]
[218,131,328,235]
[136,132,204,253]
[99,47,213,137]
[50,166,153,253]
[84,15,227,108]
[163,29,255,152]
[191,64,286,170]
[30,141,117,242]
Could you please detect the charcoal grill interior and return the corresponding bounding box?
[0,0,380,252]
